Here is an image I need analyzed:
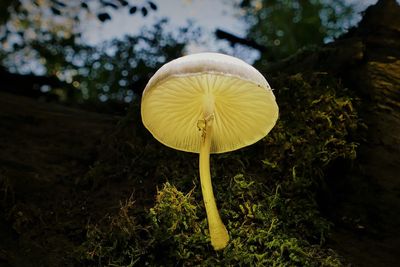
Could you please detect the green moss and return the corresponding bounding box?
[78,72,359,266]
[79,178,342,266]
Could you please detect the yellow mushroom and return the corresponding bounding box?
[141,52,278,250]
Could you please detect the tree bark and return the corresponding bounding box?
[331,1,400,266]
[264,0,400,265]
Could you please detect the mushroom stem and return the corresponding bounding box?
[199,115,229,250]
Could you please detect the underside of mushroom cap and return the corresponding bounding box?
[141,53,279,154]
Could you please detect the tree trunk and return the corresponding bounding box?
[265,0,400,265]
[330,1,400,266]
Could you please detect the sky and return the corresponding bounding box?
[83,0,245,46]
[81,0,381,62]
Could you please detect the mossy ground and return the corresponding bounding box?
[76,72,360,266]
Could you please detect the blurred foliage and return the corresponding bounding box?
[237,0,355,61]
[1,15,199,102]
[77,72,359,265]
[0,0,156,55]
[0,0,360,103]
[0,0,157,27]
[0,0,200,103]
[0,0,20,25]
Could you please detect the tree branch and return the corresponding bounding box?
[214,29,266,52]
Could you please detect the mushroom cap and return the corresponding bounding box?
[141,52,279,154]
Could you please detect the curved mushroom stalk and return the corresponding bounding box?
[198,114,229,250]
